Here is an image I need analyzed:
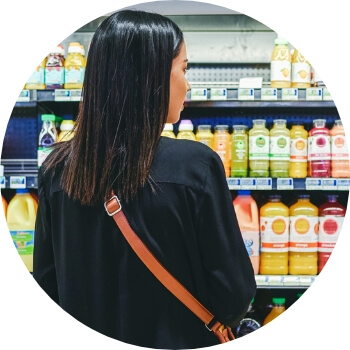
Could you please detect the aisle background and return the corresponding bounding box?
[0,0,349,349]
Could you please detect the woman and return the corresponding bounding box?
[33,10,256,349]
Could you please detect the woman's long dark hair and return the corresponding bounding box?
[44,10,184,206]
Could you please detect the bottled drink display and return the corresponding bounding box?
[177,120,196,141]
[45,44,65,89]
[195,125,213,149]
[289,124,308,178]
[263,298,286,325]
[57,119,75,142]
[231,125,248,177]
[161,123,176,139]
[64,42,86,89]
[25,57,47,90]
[38,114,58,167]
[213,125,231,177]
[270,37,291,88]
[291,49,311,88]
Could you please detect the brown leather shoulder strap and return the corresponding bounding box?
[105,195,217,328]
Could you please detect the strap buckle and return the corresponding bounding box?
[104,195,122,216]
[205,323,213,332]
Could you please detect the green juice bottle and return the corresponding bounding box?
[231,125,248,177]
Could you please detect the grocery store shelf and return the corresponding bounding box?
[255,274,316,289]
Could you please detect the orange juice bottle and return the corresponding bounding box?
[233,190,260,274]
[289,194,318,275]
[260,195,289,275]
[330,120,350,178]
[25,57,47,90]
[7,189,38,272]
[196,125,213,149]
[263,298,286,325]
[64,42,86,89]
[213,125,231,177]
[289,124,308,178]
[270,37,291,88]
[161,123,176,139]
[291,49,311,88]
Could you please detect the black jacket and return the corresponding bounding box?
[33,137,256,349]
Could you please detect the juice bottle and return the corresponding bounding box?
[291,49,311,88]
[45,44,65,90]
[7,189,38,272]
[289,124,308,178]
[330,119,350,178]
[161,123,176,139]
[318,195,346,273]
[196,125,213,149]
[260,194,289,275]
[234,299,262,338]
[270,37,291,88]
[38,114,57,167]
[57,119,75,142]
[263,298,286,325]
[233,190,260,274]
[269,119,290,178]
[177,120,196,141]
[212,125,231,177]
[231,125,248,177]
[308,119,331,177]
[289,194,318,275]
[25,57,47,90]
[2,195,7,219]
[249,119,270,177]
[64,42,86,89]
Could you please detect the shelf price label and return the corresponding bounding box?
[306,87,323,101]
[305,178,322,190]
[256,177,272,190]
[70,90,82,101]
[255,275,268,286]
[322,179,337,190]
[191,88,207,101]
[299,276,315,287]
[283,275,300,286]
[337,178,350,191]
[277,178,293,190]
[210,88,227,100]
[240,178,256,189]
[267,275,284,286]
[261,88,277,101]
[323,87,333,101]
[0,176,5,189]
[55,89,71,102]
[282,88,298,100]
[227,178,241,190]
[9,176,26,189]
[17,90,30,102]
[238,88,254,100]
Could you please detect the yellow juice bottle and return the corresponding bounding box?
[213,125,231,177]
[289,194,318,275]
[177,120,196,141]
[64,42,86,89]
[7,189,38,272]
[290,124,308,178]
[270,37,291,88]
[260,195,289,275]
[25,57,47,90]
[161,123,176,139]
[57,120,75,142]
[291,49,311,88]
[196,125,213,149]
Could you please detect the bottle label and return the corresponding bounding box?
[38,147,53,167]
[289,216,319,252]
[260,216,289,252]
[45,67,65,85]
[271,60,291,82]
[318,216,344,252]
[331,135,349,160]
[232,138,248,161]
[290,137,307,162]
[241,231,259,257]
[65,67,85,84]
[249,135,269,160]
[308,135,331,160]
[10,230,34,255]
[26,67,45,84]
[292,62,311,83]
[269,136,290,160]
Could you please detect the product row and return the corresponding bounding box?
[233,190,345,276]
[162,118,350,179]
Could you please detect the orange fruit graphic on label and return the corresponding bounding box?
[295,218,309,234]
[334,137,345,148]
[281,68,289,77]
[298,70,308,79]
[296,140,305,150]
[272,219,286,234]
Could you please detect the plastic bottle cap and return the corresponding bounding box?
[269,194,281,200]
[238,190,251,195]
[197,125,212,131]
[163,123,174,131]
[274,37,288,45]
[298,194,310,199]
[178,120,193,131]
[252,119,266,125]
[274,119,287,124]
[41,114,56,121]
[233,125,247,131]
[68,42,82,54]
[16,189,29,194]
[214,125,229,131]
[272,298,285,304]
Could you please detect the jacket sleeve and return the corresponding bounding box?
[33,167,59,304]
[196,152,256,328]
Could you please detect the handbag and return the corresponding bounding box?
[104,193,235,344]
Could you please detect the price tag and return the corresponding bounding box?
[9,176,26,189]
[210,88,227,100]
[299,276,314,287]
[337,178,350,191]
[277,178,293,190]
[283,275,300,286]
[0,176,5,189]
[256,177,272,190]
[240,178,256,190]
[55,89,71,102]
[261,88,277,101]
[322,179,337,190]
[268,275,284,286]
[255,275,268,286]
[323,87,333,101]
[282,88,298,100]
[17,90,30,102]
[305,178,322,190]
[306,87,323,101]
[191,88,207,101]
[70,90,82,101]
[227,178,241,190]
[238,88,254,101]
